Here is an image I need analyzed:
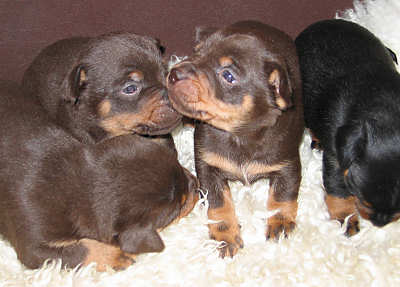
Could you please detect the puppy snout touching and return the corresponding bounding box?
[168,68,184,85]
[168,64,197,86]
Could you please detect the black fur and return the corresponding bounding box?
[296,19,400,229]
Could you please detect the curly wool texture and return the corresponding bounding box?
[1,0,400,286]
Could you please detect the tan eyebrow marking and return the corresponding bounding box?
[219,56,233,67]
[129,71,144,81]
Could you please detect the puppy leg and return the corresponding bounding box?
[323,152,359,236]
[198,165,243,258]
[208,183,244,258]
[266,160,300,240]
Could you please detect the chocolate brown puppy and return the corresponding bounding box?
[22,32,181,146]
[0,80,198,271]
[296,19,400,235]
[167,21,304,257]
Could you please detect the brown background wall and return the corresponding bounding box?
[0,0,354,82]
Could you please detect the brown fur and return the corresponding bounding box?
[0,34,198,272]
[22,32,182,145]
[167,21,304,257]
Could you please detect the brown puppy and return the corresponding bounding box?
[22,32,181,147]
[167,21,304,257]
[0,80,198,271]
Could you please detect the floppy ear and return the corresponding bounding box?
[119,225,165,254]
[69,64,87,105]
[336,123,366,175]
[195,26,218,46]
[266,64,293,111]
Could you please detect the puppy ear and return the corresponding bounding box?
[266,64,293,111]
[118,225,165,254]
[336,123,366,172]
[69,64,87,105]
[195,26,218,45]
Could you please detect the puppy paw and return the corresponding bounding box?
[325,195,359,236]
[81,238,136,271]
[266,213,296,240]
[111,252,136,271]
[342,214,360,237]
[209,222,243,258]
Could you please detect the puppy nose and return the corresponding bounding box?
[168,68,183,85]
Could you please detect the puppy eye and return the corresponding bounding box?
[220,69,237,84]
[122,84,140,95]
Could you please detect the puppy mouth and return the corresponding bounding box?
[100,106,182,137]
[135,114,182,135]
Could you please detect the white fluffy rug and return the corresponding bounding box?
[2,0,400,286]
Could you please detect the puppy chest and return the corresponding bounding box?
[200,150,286,185]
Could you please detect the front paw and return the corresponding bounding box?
[266,213,296,240]
[325,195,359,236]
[209,222,243,258]
[81,238,136,271]
[111,252,136,271]
[339,214,360,237]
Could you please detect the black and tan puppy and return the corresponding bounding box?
[0,80,198,271]
[22,32,181,146]
[295,19,400,235]
[167,21,304,257]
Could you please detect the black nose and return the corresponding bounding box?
[168,68,183,85]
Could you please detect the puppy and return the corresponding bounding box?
[0,80,198,271]
[295,19,400,235]
[167,21,304,257]
[22,32,181,147]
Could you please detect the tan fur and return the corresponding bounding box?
[268,69,287,109]
[80,238,135,271]
[266,186,298,239]
[97,100,112,118]
[100,96,161,136]
[129,71,144,81]
[200,150,287,184]
[218,56,233,67]
[100,113,145,136]
[208,185,242,257]
[325,194,357,221]
[267,196,298,223]
[169,72,254,132]
[79,69,87,84]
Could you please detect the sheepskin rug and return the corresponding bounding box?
[1,0,400,286]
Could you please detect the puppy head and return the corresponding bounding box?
[23,33,181,143]
[167,21,295,133]
[337,122,400,226]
